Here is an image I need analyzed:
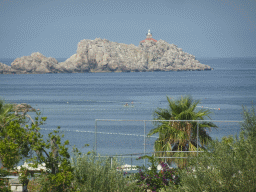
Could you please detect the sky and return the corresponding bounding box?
[0,0,256,59]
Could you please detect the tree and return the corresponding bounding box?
[148,95,218,168]
[17,112,79,192]
[0,99,31,170]
[240,103,256,140]
[0,99,36,191]
[0,99,16,130]
[0,119,31,170]
[173,104,256,192]
[0,99,82,191]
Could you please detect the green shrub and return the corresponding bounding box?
[27,177,41,192]
[32,171,77,192]
[169,104,256,192]
[0,170,11,192]
[134,155,179,192]
[71,151,143,192]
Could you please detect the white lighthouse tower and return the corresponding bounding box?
[140,29,157,43]
[146,29,152,39]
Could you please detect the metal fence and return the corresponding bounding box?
[93,119,243,169]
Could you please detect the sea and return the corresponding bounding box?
[0,57,256,168]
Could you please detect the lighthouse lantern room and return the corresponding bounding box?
[140,29,157,43]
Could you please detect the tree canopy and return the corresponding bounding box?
[148,95,218,168]
[0,99,84,191]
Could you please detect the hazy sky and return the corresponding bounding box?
[0,0,255,59]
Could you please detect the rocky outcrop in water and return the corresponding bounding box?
[0,52,58,74]
[12,103,36,113]
[0,62,16,74]
[1,38,212,74]
[11,52,58,74]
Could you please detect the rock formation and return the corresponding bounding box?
[0,62,16,74]
[0,33,212,74]
[0,52,59,74]
[10,52,58,74]
[12,103,36,113]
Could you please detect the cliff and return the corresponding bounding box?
[0,38,212,74]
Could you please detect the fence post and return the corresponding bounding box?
[197,121,199,169]
[131,154,132,171]
[197,122,199,158]
[95,120,97,153]
[144,120,146,167]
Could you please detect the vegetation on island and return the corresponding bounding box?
[0,97,255,191]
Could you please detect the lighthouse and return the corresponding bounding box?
[140,29,157,43]
[146,29,152,38]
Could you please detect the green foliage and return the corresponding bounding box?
[27,171,77,192]
[240,103,256,140]
[0,120,31,169]
[18,167,30,187]
[0,168,11,192]
[0,99,31,169]
[0,99,81,191]
[34,170,76,192]
[71,150,142,192]
[0,185,11,192]
[27,177,41,192]
[5,98,256,191]
[134,155,179,192]
[0,169,9,178]
[25,119,73,174]
[169,104,256,192]
[149,95,218,168]
[18,113,79,191]
[0,99,16,129]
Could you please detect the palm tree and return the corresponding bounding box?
[0,99,16,130]
[148,95,218,169]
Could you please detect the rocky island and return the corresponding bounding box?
[0,30,212,74]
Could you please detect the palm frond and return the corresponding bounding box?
[147,122,170,136]
[200,121,218,129]
[196,108,213,120]
[0,101,15,127]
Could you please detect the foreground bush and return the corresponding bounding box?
[27,176,42,192]
[0,168,11,192]
[133,155,180,192]
[27,171,77,192]
[71,151,143,192]
[163,104,256,192]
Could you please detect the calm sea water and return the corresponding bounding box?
[0,57,255,168]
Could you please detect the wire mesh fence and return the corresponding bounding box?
[93,119,243,170]
[24,119,243,171]
[8,119,244,174]
[39,127,95,155]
